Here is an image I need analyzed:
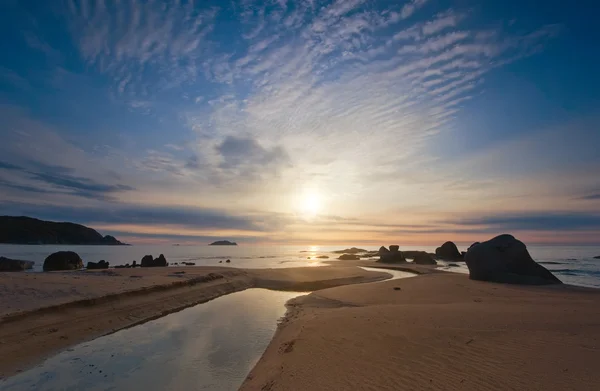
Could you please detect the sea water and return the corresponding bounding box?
[1,244,599,288]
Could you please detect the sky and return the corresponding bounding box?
[0,0,599,246]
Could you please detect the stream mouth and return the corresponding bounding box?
[2,267,416,391]
[1,289,307,391]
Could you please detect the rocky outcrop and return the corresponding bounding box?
[465,234,562,285]
[43,251,84,271]
[141,254,168,267]
[412,252,437,265]
[316,255,329,259]
[435,241,462,260]
[0,256,34,271]
[338,254,360,260]
[594,255,600,259]
[378,245,406,263]
[332,247,368,254]
[87,260,109,269]
[0,216,127,245]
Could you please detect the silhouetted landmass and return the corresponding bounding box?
[0,216,127,245]
[209,240,237,246]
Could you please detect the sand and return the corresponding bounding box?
[2,263,600,390]
[241,272,600,391]
[0,265,389,378]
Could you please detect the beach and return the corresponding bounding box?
[242,270,600,391]
[1,262,600,390]
[0,264,391,378]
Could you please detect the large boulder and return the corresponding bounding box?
[435,241,462,260]
[465,234,561,285]
[378,245,406,263]
[0,256,34,271]
[87,260,109,269]
[43,251,83,271]
[412,252,437,265]
[141,254,168,267]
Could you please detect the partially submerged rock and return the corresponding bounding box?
[403,250,436,259]
[465,234,562,285]
[332,247,368,254]
[87,260,109,269]
[43,251,83,271]
[435,241,462,260]
[412,252,437,265]
[378,245,406,263]
[316,255,329,259]
[338,254,360,260]
[0,256,34,271]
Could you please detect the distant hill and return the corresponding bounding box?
[209,240,237,246]
[0,216,127,245]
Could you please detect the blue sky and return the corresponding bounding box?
[0,0,599,245]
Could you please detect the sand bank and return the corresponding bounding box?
[241,272,600,391]
[0,265,390,378]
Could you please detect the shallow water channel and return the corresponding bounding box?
[1,268,414,391]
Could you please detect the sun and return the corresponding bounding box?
[301,191,321,218]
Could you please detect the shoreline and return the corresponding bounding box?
[0,264,394,378]
[241,269,600,391]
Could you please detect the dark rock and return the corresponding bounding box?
[338,254,360,260]
[378,246,406,263]
[0,256,34,271]
[389,245,400,252]
[465,234,562,285]
[468,242,480,251]
[219,260,222,263]
[43,251,83,271]
[141,255,153,266]
[182,262,196,266]
[413,253,437,265]
[316,255,329,259]
[132,261,138,268]
[448,263,460,267]
[209,240,237,246]
[141,254,168,267]
[332,247,368,254]
[403,250,436,259]
[225,259,231,263]
[87,260,109,269]
[435,241,462,260]
[594,256,600,259]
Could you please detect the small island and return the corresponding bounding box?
[209,240,238,246]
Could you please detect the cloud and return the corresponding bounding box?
[0,159,134,201]
[0,201,288,233]
[400,0,429,20]
[216,135,289,171]
[65,0,217,97]
[453,213,600,231]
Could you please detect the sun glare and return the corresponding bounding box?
[301,191,321,218]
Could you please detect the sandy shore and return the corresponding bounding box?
[0,265,390,378]
[241,271,600,391]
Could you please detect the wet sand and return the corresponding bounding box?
[0,265,390,378]
[241,271,600,391]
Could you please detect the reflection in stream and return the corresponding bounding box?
[1,289,306,391]
[2,267,415,391]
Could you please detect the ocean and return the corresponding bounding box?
[1,244,599,288]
